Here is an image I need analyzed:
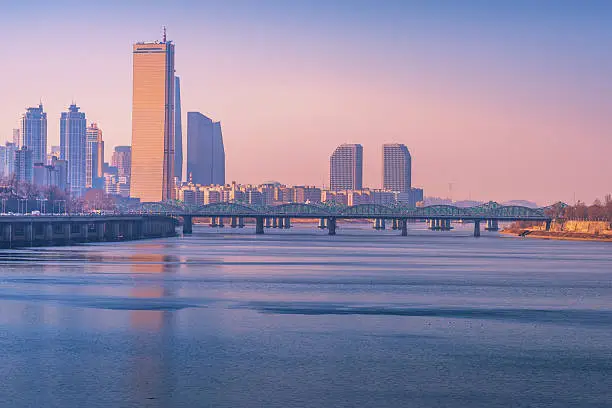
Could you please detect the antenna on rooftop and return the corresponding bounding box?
[162,26,167,43]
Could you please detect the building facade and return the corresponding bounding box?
[187,112,225,186]
[330,144,363,190]
[130,37,175,202]
[20,104,47,165]
[60,104,87,197]
[14,146,33,183]
[174,76,183,183]
[111,146,132,178]
[383,143,411,192]
[86,123,104,189]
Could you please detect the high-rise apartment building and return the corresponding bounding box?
[130,35,175,202]
[382,143,411,192]
[86,123,104,189]
[112,146,132,178]
[329,144,363,190]
[187,112,225,186]
[60,104,87,197]
[174,76,183,182]
[14,146,33,183]
[20,104,47,164]
[2,142,17,178]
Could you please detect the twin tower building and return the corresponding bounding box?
[130,33,225,203]
[330,143,412,193]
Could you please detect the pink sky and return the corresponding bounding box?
[1,1,611,205]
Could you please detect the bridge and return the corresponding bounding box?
[0,215,177,248]
[128,201,553,237]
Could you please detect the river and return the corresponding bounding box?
[0,223,610,407]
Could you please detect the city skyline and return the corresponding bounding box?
[1,1,612,204]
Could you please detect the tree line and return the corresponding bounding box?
[545,195,612,221]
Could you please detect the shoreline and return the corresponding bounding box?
[500,229,612,243]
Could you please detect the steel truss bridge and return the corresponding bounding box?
[126,201,553,237]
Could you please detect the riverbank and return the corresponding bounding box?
[502,220,612,242]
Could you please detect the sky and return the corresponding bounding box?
[1,0,611,205]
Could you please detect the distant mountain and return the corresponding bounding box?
[502,200,538,208]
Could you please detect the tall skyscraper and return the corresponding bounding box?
[382,143,411,192]
[20,104,47,164]
[330,144,363,190]
[2,142,17,178]
[187,112,225,186]
[174,76,183,182]
[14,146,33,184]
[86,123,104,189]
[112,146,132,178]
[60,104,87,197]
[130,33,175,202]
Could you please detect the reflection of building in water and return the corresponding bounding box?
[128,249,180,404]
[129,250,178,331]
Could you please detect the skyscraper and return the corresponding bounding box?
[2,142,16,179]
[187,112,225,186]
[330,144,363,190]
[174,76,183,182]
[130,33,175,202]
[60,104,87,197]
[20,104,47,165]
[86,123,104,189]
[382,143,411,192]
[112,146,132,178]
[14,146,33,184]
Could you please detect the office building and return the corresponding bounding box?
[330,144,363,190]
[112,146,132,178]
[174,76,183,182]
[187,112,225,186]
[20,104,47,164]
[130,33,175,202]
[383,143,411,192]
[60,104,87,196]
[86,123,104,189]
[14,146,33,183]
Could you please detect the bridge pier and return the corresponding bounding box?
[264,217,271,228]
[238,217,245,228]
[95,222,105,241]
[327,217,337,235]
[183,215,193,234]
[210,217,218,228]
[474,220,481,237]
[25,223,33,243]
[319,217,327,229]
[441,219,452,231]
[284,218,291,229]
[273,217,279,228]
[218,217,224,228]
[391,219,398,230]
[230,216,237,228]
[374,218,380,230]
[401,219,408,236]
[256,216,265,234]
[545,220,551,231]
[80,223,89,241]
[485,219,499,231]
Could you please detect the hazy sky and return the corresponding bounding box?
[1,0,611,205]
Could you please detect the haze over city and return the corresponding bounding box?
[1,0,611,204]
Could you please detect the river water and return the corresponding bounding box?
[0,223,610,407]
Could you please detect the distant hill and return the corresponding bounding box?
[502,200,539,208]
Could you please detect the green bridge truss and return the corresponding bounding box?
[128,201,554,221]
